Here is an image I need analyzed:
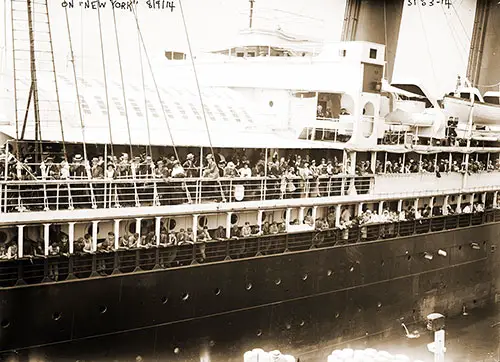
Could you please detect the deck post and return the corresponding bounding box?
[397,199,403,212]
[92,221,99,252]
[357,202,364,216]
[285,208,291,231]
[378,201,384,215]
[429,197,435,217]
[456,195,462,213]
[414,199,420,218]
[68,222,75,254]
[44,223,51,256]
[311,206,318,223]
[298,207,305,224]
[114,219,121,249]
[226,212,232,239]
[493,191,498,208]
[443,196,449,215]
[154,217,161,246]
[192,214,199,243]
[135,218,142,242]
[469,193,475,211]
[335,204,341,227]
[257,209,264,233]
[18,225,24,258]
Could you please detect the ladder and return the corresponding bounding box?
[10,0,63,161]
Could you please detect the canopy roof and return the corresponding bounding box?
[0,72,345,150]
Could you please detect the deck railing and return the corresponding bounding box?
[0,209,497,288]
[0,175,373,213]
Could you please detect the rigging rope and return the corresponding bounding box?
[383,0,387,75]
[441,6,467,70]
[111,5,134,160]
[451,3,471,43]
[130,6,180,162]
[178,0,216,159]
[97,2,115,160]
[64,6,88,162]
[45,0,68,161]
[134,4,153,158]
[417,4,438,94]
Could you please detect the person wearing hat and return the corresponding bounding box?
[130,156,141,178]
[141,155,155,178]
[105,163,116,180]
[203,154,219,179]
[71,154,86,178]
[171,160,186,178]
[182,153,196,178]
[155,160,169,178]
[213,225,226,241]
[223,161,239,178]
[91,157,104,179]
[238,161,252,178]
[118,153,130,178]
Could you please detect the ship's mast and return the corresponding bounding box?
[466,0,490,86]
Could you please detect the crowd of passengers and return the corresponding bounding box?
[2,144,500,182]
[0,200,489,264]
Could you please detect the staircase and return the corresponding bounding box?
[10,0,63,155]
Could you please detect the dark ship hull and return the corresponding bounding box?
[1,215,499,361]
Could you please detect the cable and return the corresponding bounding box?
[134,3,153,158]
[130,6,180,162]
[97,2,114,160]
[417,4,438,93]
[111,5,134,159]
[45,0,67,161]
[441,6,467,69]
[64,6,88,162]
[178,0,215,159]
[451,3,471,43]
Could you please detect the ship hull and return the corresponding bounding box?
[1,220,499,361]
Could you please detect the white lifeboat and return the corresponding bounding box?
[443,87,500,126]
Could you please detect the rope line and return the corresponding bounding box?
[134,4,153,158]
[64,6,88,162]
[111,5,134,159]
[417,4,438,94]
[45,0,67,161]
[97,2,115,159]
[441,6,467,69]
[130,6,180,162]
[178,0,215,159]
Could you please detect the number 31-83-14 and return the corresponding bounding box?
[407,0,452,8]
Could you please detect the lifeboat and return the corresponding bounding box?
[443,87,500,126]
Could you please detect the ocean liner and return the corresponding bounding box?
[0,0,499,361]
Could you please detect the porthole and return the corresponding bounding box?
[256,329,262,337]
[335,312,340,319]
[377,302,382,308]
[87,224,100,236]
[198,216,208,228]
[327,269,333,277]
[1,319,10,328]
[302,273,308,281]
[349,266,354,272]
[285,323,291,330]
[52,312,62,321]
[173,347,180,354]
[269,100,274,107]
[99,305,107,314]
[306,207,313,216]
[380,260,385,266]
[407,255,412,261]
[161,296,168,304]
[167,218,176,231]
[214,288,221,296]
[299,320,305,327]
[182,293,190,301]
[230,213,239,225]
[246,282,253,290]
[128,222,136,234]
[275,278,282,285]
